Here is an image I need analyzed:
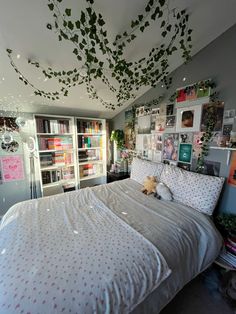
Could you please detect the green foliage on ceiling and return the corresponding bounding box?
[7,0,193,110]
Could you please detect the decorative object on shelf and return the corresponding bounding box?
[6,0,193,110]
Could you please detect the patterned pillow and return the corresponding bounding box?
[160,164,225,215]
[131,158,164,184]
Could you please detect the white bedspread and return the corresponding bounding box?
[0,187,170,314]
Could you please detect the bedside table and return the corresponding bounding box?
[107,171,130,183]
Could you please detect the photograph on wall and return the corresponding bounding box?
[191,158,221,177]
[163,133,179,161]
[175,81,211,108]
[159,103,167,116]
[166,104,174,116]
[155,115,166,132]
[151,133,163,151]
[124,109,135,150]
[177,162,191,171]
[228,151,236,186]
[200,102,224,132]
[179,132,193,143]
[1,155,25,182]
[176,105,202,133]
[223,124,233,137]
[136,106,145,117]
[152,107,160,115]
[178,143,192,163]
[192,132,204,159]
[138,115,151,134]
[166,115,176,130]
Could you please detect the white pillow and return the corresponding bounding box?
[131,158,164,184]
[156,182,172,201]
[160,164,224,215]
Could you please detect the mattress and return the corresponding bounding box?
[0,178,222,313]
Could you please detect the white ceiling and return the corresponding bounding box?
[0,0,236,119]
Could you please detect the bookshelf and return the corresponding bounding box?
[34,114,78,196]
[75,117,107,188]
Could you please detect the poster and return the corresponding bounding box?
[179,132,193,143]
[193,132,204,159]
[163,133,179,161]
[200,102,224,132]
[176,105,202,133]
[228,151,236,186]
[178,143,192,163]
[1,155,25,182]
[124,109,135,150]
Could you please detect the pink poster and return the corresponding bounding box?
[1,155,25,182]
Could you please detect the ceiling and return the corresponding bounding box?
[0,0,236,119]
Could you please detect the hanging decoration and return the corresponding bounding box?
[7,0,193,110]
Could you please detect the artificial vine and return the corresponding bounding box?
[110,130,125,149]
[7,0,193,110]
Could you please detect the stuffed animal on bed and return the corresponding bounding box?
[141,176,158,195]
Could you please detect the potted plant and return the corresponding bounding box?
[215,214,236,242]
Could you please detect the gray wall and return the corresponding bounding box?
[112,24,236,215]
[0,113,42,217]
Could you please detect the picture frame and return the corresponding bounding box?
[178,143,192,163]
[200,102,224,132]
[176,105,202,133]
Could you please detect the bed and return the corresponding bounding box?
[0,160,224,314]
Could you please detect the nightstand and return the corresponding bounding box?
[107,171,130,183]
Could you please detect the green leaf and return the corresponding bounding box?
[68,21,74,30]
[161,31,167,37]
[140,26,145,32]
[81,11,86,24]
[159,0,165,6]
[48,3,54,11]
[73,48,78,55]
[65,8,71,16]
[75,20,80,28]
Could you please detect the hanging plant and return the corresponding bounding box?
[195,102,218,173]
[110,130,125,150]
[7,0,193,110]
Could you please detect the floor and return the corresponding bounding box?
[161,270,235,314]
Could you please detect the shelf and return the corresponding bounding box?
[210,146,236,151]
[80,174,105,181]
[42,179,76,188]
[37,133,73,136]
[41,164,74,171]
[77,133,104,136]
[78,147,101,150]
[39,149,74,153]
[79,160,103,166]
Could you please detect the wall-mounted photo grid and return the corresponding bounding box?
[131,79,234,177]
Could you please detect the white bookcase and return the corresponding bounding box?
[75,117,107,188]
[34,114,107,196]
[34,114,78,196]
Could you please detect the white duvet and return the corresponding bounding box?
[0,186,171,314]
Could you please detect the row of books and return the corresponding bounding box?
[78,135,103,149]
[38,137,73,150]
[219,237,236,268]
[42,168,75,185]
[77,120,103,134]
[78,149,102,162]
[36,118,70,134]
[79,163,103,178]
[40,152,73,167]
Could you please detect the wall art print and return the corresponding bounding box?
[200,102,224,132]
[228,151,236,186]
[178,143,192,163]
[176,105,202,133]
[163,133,179,161]
[1,155,25,182]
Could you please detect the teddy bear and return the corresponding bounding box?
[141,176,158,195]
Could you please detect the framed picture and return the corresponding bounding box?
[193,132,204,159]
[178,143,192,163]
[200,102,224,132]
[176,105,202,132]
[155,115,166,132]
[166,104,174,116]
[136,106,145,117]
[179,132,193,143]
[138,115,151,134]
[163,133,179,161]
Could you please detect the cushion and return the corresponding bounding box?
[131,158,164,184]
[156,182,173,201]
[160,164,225,215]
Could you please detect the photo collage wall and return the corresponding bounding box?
[127,80,236,181]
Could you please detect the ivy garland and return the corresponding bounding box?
[7,0,193,110]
